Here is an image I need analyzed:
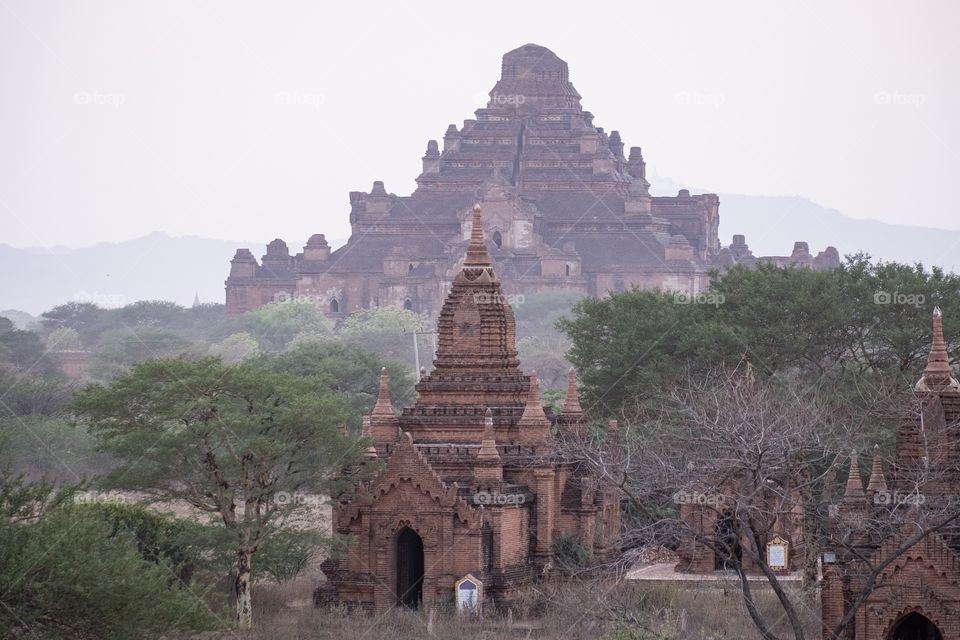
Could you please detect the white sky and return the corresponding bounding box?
[1,0,958,248]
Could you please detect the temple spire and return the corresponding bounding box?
[606,418,619,446]
[463,204,491,267]
[478,408,500,461]
[371,367,394,417]
[867,444,886,494]
[476,408,503,482]
[918,306,957,391]
[562,367,583,415]
[361,416,378,459]
[518,370,550,444]
[843,450,865,501]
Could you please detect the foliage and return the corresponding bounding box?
[208,331,261,364]
[255,529,325,583]
[233,303,333,351]
[337,307,428,365]
[0,367,74,419]
[552,531,588,569]
[560,257,960,419]
[262,340,415,431]
[46,326,81,352]
[0,476,218,639]
[89,326,195,380]
[71,355,370,626]
[0,316,57,375]
[0,416,113,481]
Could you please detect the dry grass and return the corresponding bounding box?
[206,573,822,640]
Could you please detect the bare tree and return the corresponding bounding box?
[560,368,960,640]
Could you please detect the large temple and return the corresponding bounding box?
[316,206,620,609]
[225,43,838,318]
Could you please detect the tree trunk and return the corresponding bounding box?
[235,549,253,628]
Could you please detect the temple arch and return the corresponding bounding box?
[886,612,943,640]
[492,230,502,249]
[395,527,424,608]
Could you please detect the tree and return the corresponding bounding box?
[0,317,55,374]
[71,356,371,628]
[264,340,415,431]
[337,307,427,365]
[235,302,333,351]
[563,371,960,640]
[40,302,111,348]
[0,475,217,639]
[46,326,81,352]
[89,327,194,380]
[207,332,260,364]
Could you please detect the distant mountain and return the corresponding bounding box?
[650,178,960,272]
[1,198,957,316]
[718,194,960,271]
[0,233,337,316]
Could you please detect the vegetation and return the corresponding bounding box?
[0,476,219,639]
[71,356,372,627]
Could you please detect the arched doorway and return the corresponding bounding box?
[329,299,339,313]
[403,299,413,311]
[395,527,424,608]
[714,513,742,571]
[492,230,502,249]
[887,612,943,640]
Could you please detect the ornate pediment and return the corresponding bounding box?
[339,431,483,529]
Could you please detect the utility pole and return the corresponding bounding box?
[405,330,437,381]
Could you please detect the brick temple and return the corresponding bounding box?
[821,308,960,640]
[225,44,838,318]
[316,206,621,609]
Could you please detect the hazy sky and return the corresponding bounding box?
[1,0,958,249]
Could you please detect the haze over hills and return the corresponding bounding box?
[2,193,958,317]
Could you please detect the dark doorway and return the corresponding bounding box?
[396,527,424,608]
[714,513,742,571]
[329,299,339,313]
[403,299,413,311]
[492,230,502,249]
[888,613,943,640]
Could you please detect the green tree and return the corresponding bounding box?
[46,326,81,352]
[264,340,415,431]
[208,332,260,364]
[72,356,369,628]
[40,302,111,348]
[89,327,194,380]
[0,476,217,639]
[235,302,333,351]
[337,307,427,365]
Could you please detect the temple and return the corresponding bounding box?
[316,206,621,610]
[821,307,960,640]
[225,44,838,317]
